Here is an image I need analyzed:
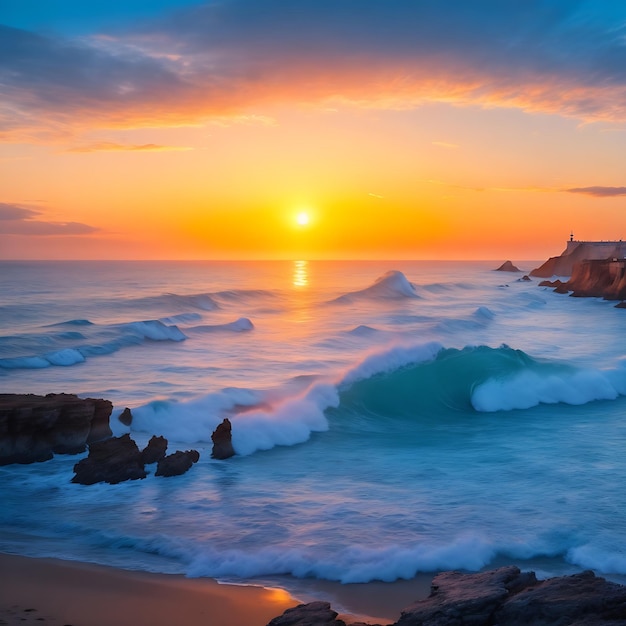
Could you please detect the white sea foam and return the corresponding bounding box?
[332,270,420,302]
[342,341,443,385]
[472,368,622,412]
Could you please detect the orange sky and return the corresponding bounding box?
[2,1,626,260]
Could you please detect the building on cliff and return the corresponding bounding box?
[530,233,626,278]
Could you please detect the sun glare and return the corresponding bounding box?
[296,211,310,226]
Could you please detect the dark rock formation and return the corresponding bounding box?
[211,418,235,459]
[615,301,626,309]
[118,407,133,426]
[520,275,531,281]
[141,435,168,464]
[538,279,564,288]
[72,434,147,485]
[155,449,199,477]
[267,567,626,626]
[0,393,113,465]
[266,601,354,626]
[495,261,521,272]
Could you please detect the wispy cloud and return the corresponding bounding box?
[65,142,193,153]
[3,1,626,141]
[566,186,626,197]
[0,202,99,235]
[432,141,459,149]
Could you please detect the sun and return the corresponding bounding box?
[295,211,310,226]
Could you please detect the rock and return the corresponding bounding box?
[521,275,531,281]
[266,601,348,626]
[211,418,235,459]
[118,407,133,426]
[267,567,626,626]
[615,301,626,309]
[141,435,168,464]
[538,279,563,288]
[155,449,199,477]
[0,393,113,465]
[531,240,626,278]
[495,261,521,272]
[72,433,146,485]
[395,566,535,626]
[496,569,626,625]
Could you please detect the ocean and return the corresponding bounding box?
[1,260,626,610]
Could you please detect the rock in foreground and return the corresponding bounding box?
[155,449,200,477]
[211,418,235,459]
[0,393,112,465]
[72,434,147,484]
[267,566,626,626]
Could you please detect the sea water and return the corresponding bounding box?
[1,260,626,601]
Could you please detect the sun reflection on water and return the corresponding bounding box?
[293,260,308,287]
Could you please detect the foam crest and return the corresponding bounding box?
[232,384,338,455]
[185,533,495,583]
[190,317,254,333]
[342,341,443,385]
[332,270,420,302]
[472,368,621,412]
[122,320,187,342]
[568,545,626,576]
[130,388,263,443]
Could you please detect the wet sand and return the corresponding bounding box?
[0,553,433,625]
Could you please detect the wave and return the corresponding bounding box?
[331,270,420,303]
[339,343,626,418]
[0,319,186,370]
[189,318,254,333]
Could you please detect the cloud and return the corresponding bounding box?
[566,186,626,197]
[432,141,459,149]
[65,142,192,152]
[4,1,626,141]
[0,202,99,235]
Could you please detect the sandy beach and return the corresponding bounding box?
[0,553,433,626]
[0,553,298,626]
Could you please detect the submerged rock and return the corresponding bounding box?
[155,449,199,477]
[0,393,112,465]
[266,601,348,626]
[211,418,235,459]
[72,433,146,485]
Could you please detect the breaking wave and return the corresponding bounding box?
[332,270,420,303]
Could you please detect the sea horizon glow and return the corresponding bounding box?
[2,2,626,260]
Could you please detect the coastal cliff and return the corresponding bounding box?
[0,393,112,465]
[555,258,626,300]
[530,239,626,278]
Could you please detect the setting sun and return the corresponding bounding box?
[295,211,310,227]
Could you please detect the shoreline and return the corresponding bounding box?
[0,552,433,626]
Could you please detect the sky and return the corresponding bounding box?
[2,0,626,260]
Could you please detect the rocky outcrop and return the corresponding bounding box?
[72,434,147,485]
[495,261,521,272]
[267,567,626,626]
[563,258,626,300]
[266,601,375,626]
[211,418,235,459]
[155,449,200,477]
[118,407,133,426]
[141,435,168,464]
[0,393,113,465]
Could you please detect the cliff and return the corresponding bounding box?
[562,258,626,300]
[0,393,113,465]
[530,240,626,278]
